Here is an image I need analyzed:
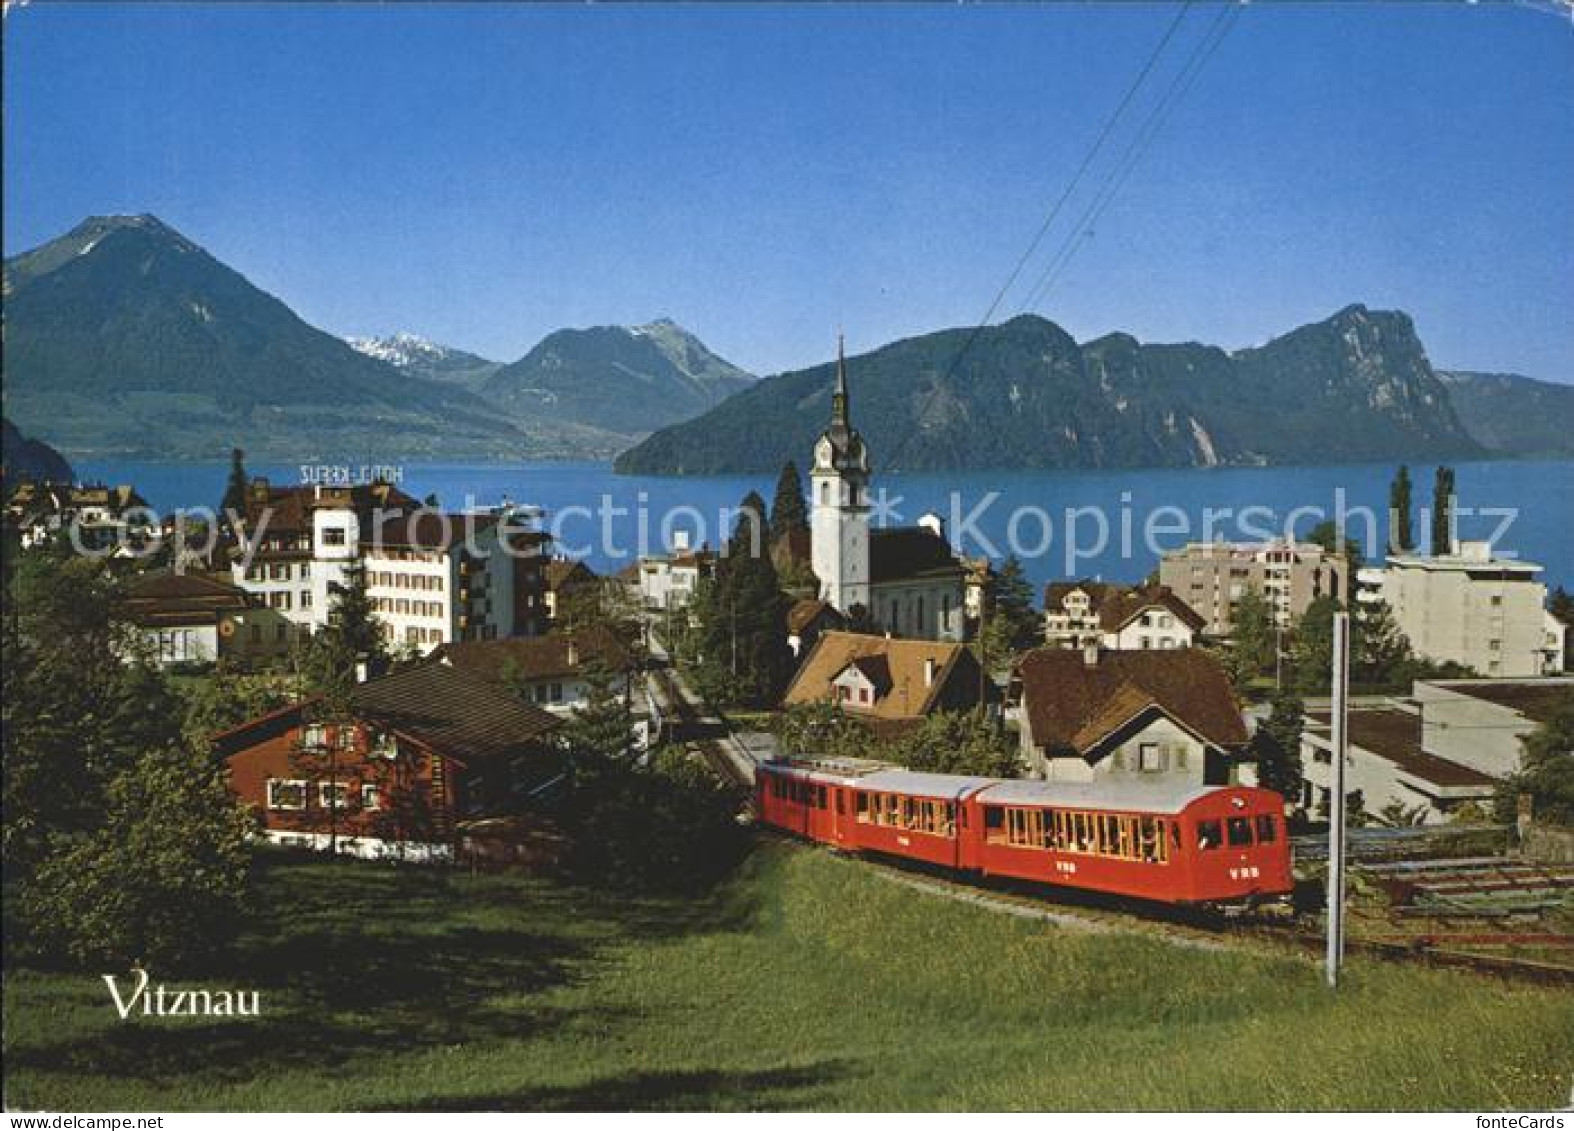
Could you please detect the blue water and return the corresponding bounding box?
[74,458,1573,594]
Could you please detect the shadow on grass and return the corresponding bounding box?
[371,1059,860,1112]
[7,847,765,1095]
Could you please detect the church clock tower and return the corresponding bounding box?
[810,336,871,615]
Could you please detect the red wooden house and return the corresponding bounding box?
[217,664,562,860]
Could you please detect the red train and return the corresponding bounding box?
[756,759,1293,908]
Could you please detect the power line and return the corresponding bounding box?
[882,1,1195,471]
[1020,1,1242,314]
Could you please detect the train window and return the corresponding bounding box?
[1255,814,1277,843]
[835,792,845,815]
[1197,819,1223,850]
[984,807,1005,842]
[816,785,828,810]
[1226,817,1253,847]
[856,793,870,821]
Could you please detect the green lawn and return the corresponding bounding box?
[4,842,1571,1111]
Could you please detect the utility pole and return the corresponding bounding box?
[1326,610,1351,989]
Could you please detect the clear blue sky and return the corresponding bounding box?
[5,2,1572,380]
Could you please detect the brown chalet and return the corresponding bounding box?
[218,663,562,860]
[1012,647,1248,787]
[783,630,990,738]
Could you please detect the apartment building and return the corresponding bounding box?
[1158,540,1347,636]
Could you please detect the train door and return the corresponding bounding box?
[829,786,852,847]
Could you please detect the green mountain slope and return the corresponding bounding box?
[1437,370,1574,458]
[482,319,755,436]
[1,216,592,461]
[2,418,74,483]
[613,306,1484,474]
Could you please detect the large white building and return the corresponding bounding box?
[1379,542,1552,677]
[809,339,966,642]
[230,480,549,650]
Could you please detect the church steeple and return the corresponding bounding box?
[831,333,849,429]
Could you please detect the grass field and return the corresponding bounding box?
[4,842,1571,1111]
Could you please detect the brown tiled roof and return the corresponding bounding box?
[784,631,975,721]
[1434,681,1574,725]
[787,598,842,635]
[1014,647,1248,756]
[214,664,561,766]
[868,527,964,584]
[1096,585,1206,634]
[121,571,253,627]
[1307,708,1497,788]
[431,626,633,683]
[240,479,419,535]
[370,511,497,550]
[1043,579,1119,610]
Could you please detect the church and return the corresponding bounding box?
[808,339,968,642]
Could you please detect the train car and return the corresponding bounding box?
[755,760,1292,909]
[963,779,1292,907]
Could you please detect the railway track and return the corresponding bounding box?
[647,662,756,789]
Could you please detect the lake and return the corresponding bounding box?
[73,457,1573,594]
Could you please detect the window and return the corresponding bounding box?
[323,527,347,547]
[1197,819,1223,850]
[1137,744,1164,773]
[361,784,381,810]
[318,782,349,810]
[301,563,310,579]
[301,590,312,609]
[302,724,327,749]
[1227,817,1253,847]
[270,563,288,580]
[267,779,307,811]
[1255,814,1277,843]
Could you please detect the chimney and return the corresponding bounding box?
[924,656,936,687]
[672,529,691,553]
[1082,641,1100,667]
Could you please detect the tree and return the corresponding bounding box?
[220,447,249,520]
[884,712,1020,778]
[769,460,809,543]
[982,555,1038,653]
[1498,697,1574,825]
[1352,597,1412,689]
[562,662,636,764]
[1307,519,1363,575]
[1389,465,1414,552]
[1431,465,1456,557]
[1252,691,1305,807]
[24,743,254,971]
[1224,584,1276,691]
[1290,596,1343,696]
[697,492,791,706]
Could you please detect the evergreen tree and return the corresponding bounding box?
[1496,697,1574,825]
[563,662,636,763]
[769,460,809,542]
[1252,691,1305,806]
[1353,597,1412,689]
[1390,464,1414,552]
[699,492,791,706]
[220,447,249,520]
[1307,519,1363,574]
[985,555,1039,652]
[1431,465,1456,556]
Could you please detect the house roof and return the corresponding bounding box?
[121,571,253,627]
[1014,647,1248,756]
[1044,580,1204,634]
[787,597,843,635]
[783,631,971,720]
[1427,680,1574,725]
[214,664,561,765]
[239,479,418,535]
[431,626,633,683]
[1096,585,1206,634]
[369,510,498,551]
[868,527,965,584]
[1307,707,1497,789]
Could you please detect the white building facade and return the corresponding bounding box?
[1381,543,1551,677]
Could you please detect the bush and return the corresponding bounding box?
[22,744,255,971]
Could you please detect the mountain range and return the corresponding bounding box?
[1,419,73,484]
[2,215,753,461]
[615,306,1506,473]
[4,214,1570,471]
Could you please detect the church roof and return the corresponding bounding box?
[869,527,966,584]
